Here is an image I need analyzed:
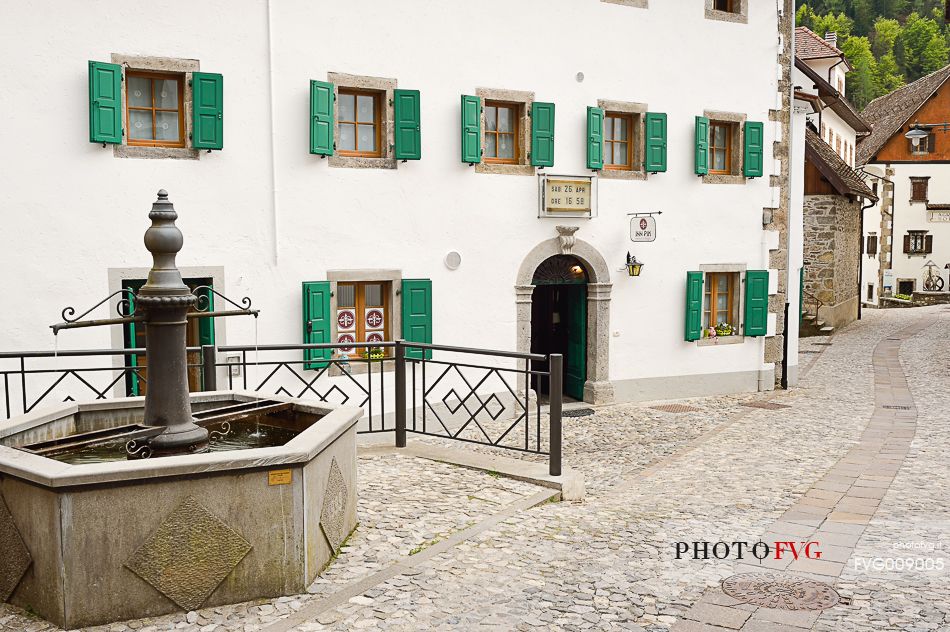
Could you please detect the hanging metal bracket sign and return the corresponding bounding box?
[628,211,661,242]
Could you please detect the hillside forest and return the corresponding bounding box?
[796,1,950,108]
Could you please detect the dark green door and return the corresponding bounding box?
[564,284,587,401]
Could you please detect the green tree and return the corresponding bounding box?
[841,36,879,107]
[871,18,901,57]
[875,52,906,93]
[896,12,946,80]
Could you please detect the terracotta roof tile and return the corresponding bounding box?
[806,128,878,201]
[857,64,950,164]
[795,27,844,61]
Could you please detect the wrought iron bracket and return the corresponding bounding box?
[191,286,258,318]
[51,288,142,335]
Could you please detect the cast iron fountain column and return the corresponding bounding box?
[137,190,209,454]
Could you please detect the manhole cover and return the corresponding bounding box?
[800,350,821,354]
[741,402,792,410]
[722,573,840,610]
[883,404,912,410]
[650,404,701,414]
[813,342,833,346]
[562,408,594,418]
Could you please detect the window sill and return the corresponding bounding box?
[114,145,199,160]
[328,358,394,377]
[705,8,747,23]
[329,156,397,170]
[600,169,646,181]
[697,335,745,347]
[475,163,535,176]
[702,173,746,185]
[601,0,647,7]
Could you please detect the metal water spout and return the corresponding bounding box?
[50,190,259,457]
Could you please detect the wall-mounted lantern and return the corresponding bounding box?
[626,252,644,277]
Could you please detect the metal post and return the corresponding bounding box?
[395,339,407,448]
[201,345,217,391]
[548,354,563,477]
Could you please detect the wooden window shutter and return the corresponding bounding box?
[88,61,123,144]
[393,89,422,160]
[868,235,878,255]
[586,106,604,170]
[743,121,764,178]
[401,279,432,360]
[903,234,911,253]
[743,270,769,337]
[310,80,334,156]
[685,271,704,341]
[644,112,667,173]
[460,95,481,164]
[925,234,934,254]
[192,72,223,150]
[530,102,555,167]
[302,281,332,369]
[694,116,710,175]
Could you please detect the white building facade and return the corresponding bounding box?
[0,0,800,407]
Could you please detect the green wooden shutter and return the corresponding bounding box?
[197,287,215,346]
[587,106,604,170]
[88,61,122,144]
[685,271,704,342]
[694,116,709,175]
[401,279,432,360]
[530,102,555,167]
[644,112,667,173]
[394,89,421,160]
[310,80,334,156]
[460,95,481,164]
[743,121,764,178]
[744,270,769,337]
[302,281,332,369]
[192,72,223,150]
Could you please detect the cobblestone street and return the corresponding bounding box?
[1,305,947,631]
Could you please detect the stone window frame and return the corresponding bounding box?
[601,0,648,8]
[111,54,200,160]
[905,230,929,256]
[328,73,397,170]
[597,99,648,181]
[696,263,747,347]
[703,110,747,185]
[705,0,748,24]
[475,87,536,176]
[909,176,930,203]
[326,269,402,375]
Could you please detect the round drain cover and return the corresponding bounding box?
[722,573,840,610]
[562,408,594,418]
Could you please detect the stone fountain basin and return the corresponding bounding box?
[0,392,360,629]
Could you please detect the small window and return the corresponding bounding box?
[866,234,878,256]
[338,89,382,157]
[910,133,936,155]
[898,280,915,295]
[484,101,521,164]
[835,135,841,156]
[336,281,391,357]
[867,284,874,301]
[714,0,738,11]
[126,71,185,148]
[910,177,929,202]
[709,121,735,175]
[604,112,634,170]
[906,231,929,254]
[703,272,739,334]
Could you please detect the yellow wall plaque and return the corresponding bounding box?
[545,178,591,213]
[268,469,293,486]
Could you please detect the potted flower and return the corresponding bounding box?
[715,322,734,337]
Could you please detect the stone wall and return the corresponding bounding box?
[803,194,861,328]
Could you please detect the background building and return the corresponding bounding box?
[0,0,800,407]
[858,64,950,302]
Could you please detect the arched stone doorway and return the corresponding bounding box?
[516,229,613,404]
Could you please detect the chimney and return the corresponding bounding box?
[824,31,838,49]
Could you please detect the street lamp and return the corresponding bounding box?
[626,252,644,277]
[905,124,931,149]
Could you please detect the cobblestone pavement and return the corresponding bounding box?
[0,306,946,631]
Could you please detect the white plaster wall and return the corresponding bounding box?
[794,64,857,166]
[787,102,807,381]
[859,169,885,305]
[887,164,950,289]
[0,0,787,402]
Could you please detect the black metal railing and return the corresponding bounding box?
[0,340,563,475]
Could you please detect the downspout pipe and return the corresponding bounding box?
[858,195,875,320]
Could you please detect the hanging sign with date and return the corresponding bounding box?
[630,216,657,242]
[538,174,596,218]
